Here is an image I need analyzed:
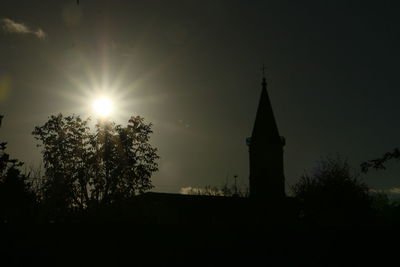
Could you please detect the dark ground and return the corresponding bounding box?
[1,224,397,266]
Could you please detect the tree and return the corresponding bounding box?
[361,148,400,173]
[0,115,36,223]
[291,157,372,226]
[32,114,159,212]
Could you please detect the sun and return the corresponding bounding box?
[92,97,113,117]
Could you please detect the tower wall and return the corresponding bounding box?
[248,76,286,201]
[249,142,285,199]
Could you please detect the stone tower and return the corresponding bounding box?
[247,75,285,200]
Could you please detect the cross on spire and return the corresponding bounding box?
[262,64,267,78]
[261,64,267,88]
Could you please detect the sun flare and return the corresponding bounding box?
[92,97,113,117]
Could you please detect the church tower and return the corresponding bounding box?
[247,72,285,200]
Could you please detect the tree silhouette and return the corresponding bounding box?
[32,114,159,214]
[291,157,371,226]
[361,148,400,173]
[0,115,36,223]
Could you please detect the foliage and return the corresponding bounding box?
[360,148,400,224]
[0,115,36,222]
[361,148,400,173]
[291,156,371,226]
[32,114,159,211]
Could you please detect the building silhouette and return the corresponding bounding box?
[248,74,286,200]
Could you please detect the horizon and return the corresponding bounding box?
[1,0,400,195]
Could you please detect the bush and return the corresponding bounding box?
[291,157,371,226]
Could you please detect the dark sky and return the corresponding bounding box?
[1,0,400,194]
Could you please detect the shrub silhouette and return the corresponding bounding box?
[291,157,371,226]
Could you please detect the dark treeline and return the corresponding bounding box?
[1,113,400,225]
[1,114,400,266]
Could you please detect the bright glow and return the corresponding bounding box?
[59,50,153,124]
[92,97,113,116]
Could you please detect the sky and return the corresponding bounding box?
[1,0,400,194]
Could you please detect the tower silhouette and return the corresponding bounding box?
[247,72,285,200]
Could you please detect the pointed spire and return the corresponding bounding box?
[251,66,282,145]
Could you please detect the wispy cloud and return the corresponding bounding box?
[370,187,400,202]
[0,18,46,39]
[180,186,224,196]
[371,187,400,194]
[388,187,400,194]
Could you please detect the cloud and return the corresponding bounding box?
[180,186,196,195]
[370,187,400,202]
[371,187,400,194]
[388,187,400,194]
[180,186,224,196]
[1,18,46,39]
[34,28,46,39]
